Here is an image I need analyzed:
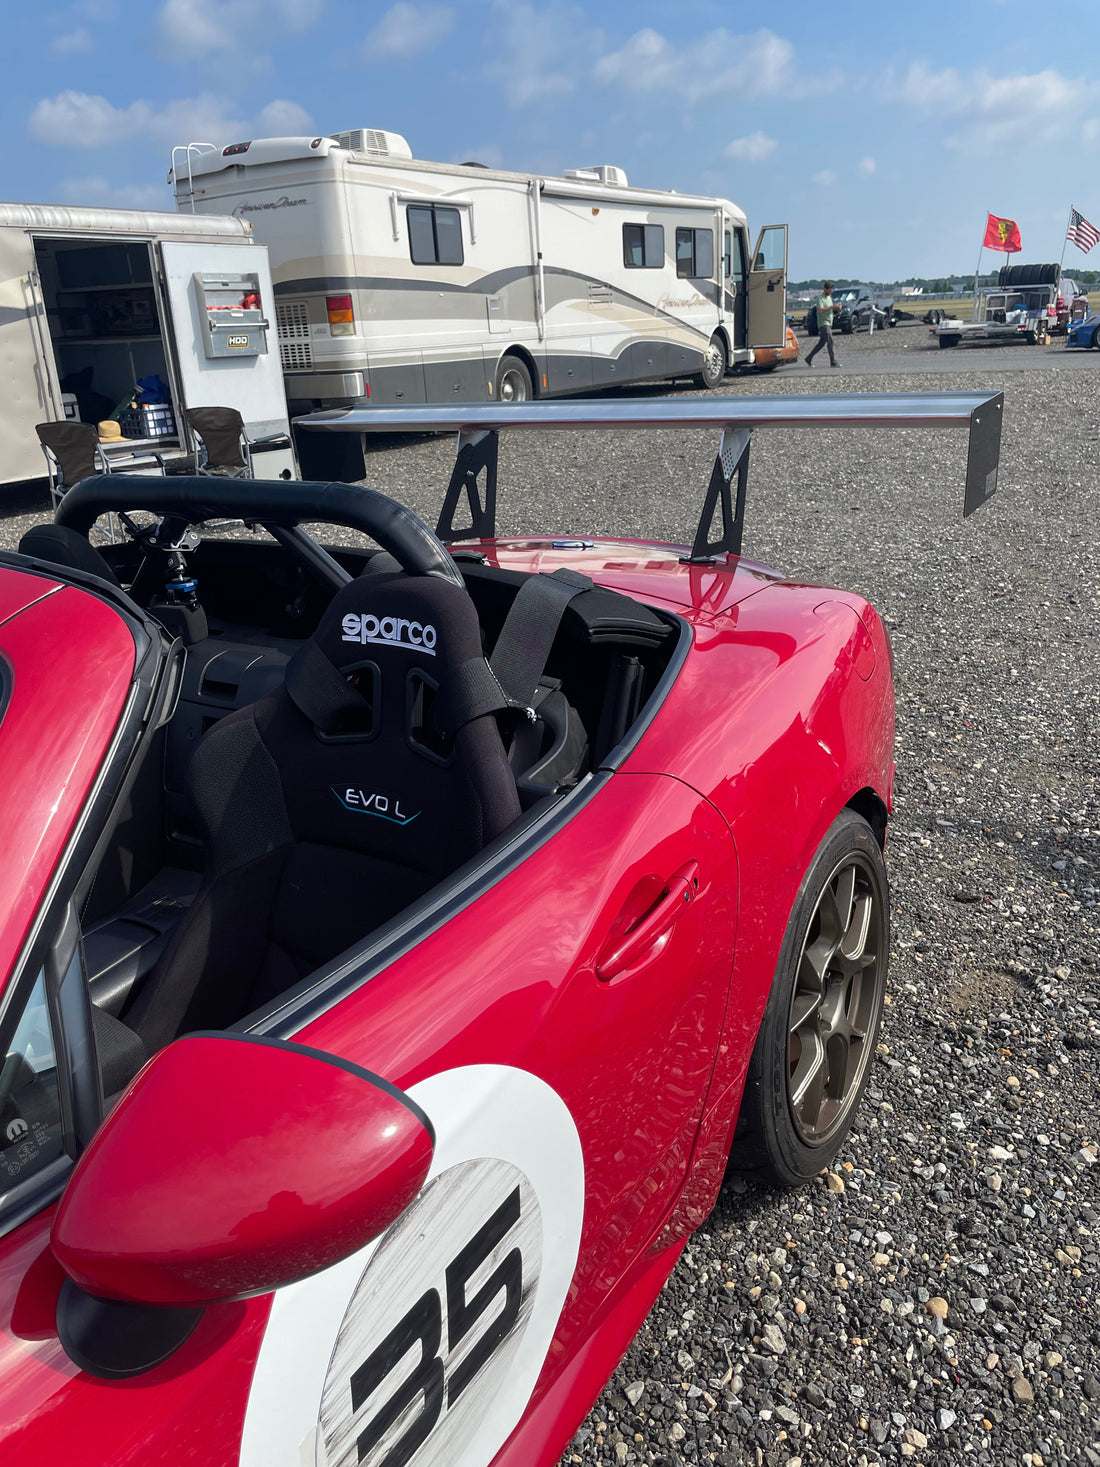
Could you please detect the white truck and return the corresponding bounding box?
[0,202,297,488]
[171,129,789,473]
[934,263,1082,349]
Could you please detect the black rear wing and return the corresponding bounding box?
[295,392,1003,563]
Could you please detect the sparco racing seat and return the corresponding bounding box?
[126,571,521,1051]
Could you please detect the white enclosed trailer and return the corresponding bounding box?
[0,203,297,488]
[172,132,788,426]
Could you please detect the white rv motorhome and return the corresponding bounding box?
[173,132,788,424]
[0,203,297,488]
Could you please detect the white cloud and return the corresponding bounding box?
[813,169,837,186]
[897,62,1100,153]
[255,99,314,135]
[51,28,94,54]
[150,0,323,62]
[58,176,172,210]
[858,156,876,174]
[29,90,312,149]
[364,3,454,60]
[723,132,777,163]
[594,26,830,101]
[30,92,153,147]
[484,2,593,108]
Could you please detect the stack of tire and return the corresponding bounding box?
[998,262,1059,288]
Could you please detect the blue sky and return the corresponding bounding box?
[4,0,1100,281]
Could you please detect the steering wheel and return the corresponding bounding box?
[54,475,464,589]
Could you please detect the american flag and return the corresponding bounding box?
[1067,208,1100,253]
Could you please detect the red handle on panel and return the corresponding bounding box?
[596,861,700,982]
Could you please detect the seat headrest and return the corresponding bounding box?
[285,570,485,738]
[317,570,482,674]
[18,524,120,587]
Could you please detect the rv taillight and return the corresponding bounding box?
[222,141,251,156]
[326,294,355,337]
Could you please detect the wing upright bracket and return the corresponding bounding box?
[686,427,752,563]
[437,429,498,544]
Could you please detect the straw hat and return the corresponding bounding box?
[98,420,123,442]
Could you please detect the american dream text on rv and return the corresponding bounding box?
[172,131,789,415]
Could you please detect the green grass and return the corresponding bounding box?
[903,290,1100,319]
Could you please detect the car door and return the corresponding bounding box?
[236,769,738,1467]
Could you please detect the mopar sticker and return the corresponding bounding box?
[238,1066,585,1467]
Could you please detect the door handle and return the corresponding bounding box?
[596,861,700,982]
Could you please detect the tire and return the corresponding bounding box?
[494,354,533,403]
[693,333,728,390]
[840,318,854,336]
[938,334,960,348]
[886,311,897,328]
[728,808,890,1186]
[805,309,818,336]
[1092,328,1100,350]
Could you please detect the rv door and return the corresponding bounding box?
[747,224,788,350]
[158,241,296,480]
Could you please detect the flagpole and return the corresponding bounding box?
[973,218,985,322]
[1059,206,1073,272]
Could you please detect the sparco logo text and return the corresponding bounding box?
[341,613,437,655]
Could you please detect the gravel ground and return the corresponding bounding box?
[2,336,1097,1466]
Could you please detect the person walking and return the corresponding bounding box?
[806,282,841,367]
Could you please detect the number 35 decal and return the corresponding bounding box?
[322,1164,540,1467]
[238,1065,585,1467]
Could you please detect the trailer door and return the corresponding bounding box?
[747,224,788,350]
[158,241,296,480]
[1,242,63,485]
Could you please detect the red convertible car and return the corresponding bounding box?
[0,394,1000,1466]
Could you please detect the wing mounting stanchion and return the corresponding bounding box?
[294,392,1005,546]
[687,427,752,563]
[437,428,499,543]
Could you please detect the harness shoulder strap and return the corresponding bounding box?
[285,639,371,730]
[427,567,596,738]
[488,568,593,713]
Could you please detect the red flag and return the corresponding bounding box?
[983,213,1022,252]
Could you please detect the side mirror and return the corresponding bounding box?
[51,1033,434,1377]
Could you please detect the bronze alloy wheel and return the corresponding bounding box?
[785,849,886,1146]
[727,807,890,1185]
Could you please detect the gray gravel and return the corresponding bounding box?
[2,332,1096,1465]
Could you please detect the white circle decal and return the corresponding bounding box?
[238,1065,585,1467]
[319,1160,541,1467]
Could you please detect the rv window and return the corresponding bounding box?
[675,229,714,280]
[622,224,664,269]
[407,205,464,266]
